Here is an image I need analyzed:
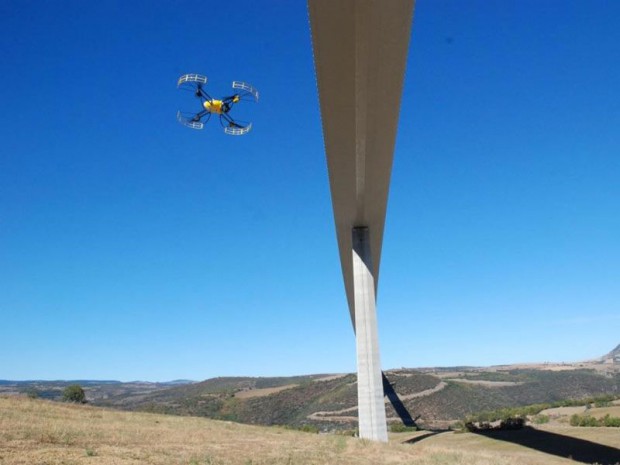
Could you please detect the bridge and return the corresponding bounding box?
[308,0,416,441]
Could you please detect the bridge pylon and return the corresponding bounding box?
[308,0,415,441]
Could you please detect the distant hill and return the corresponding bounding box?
[0,379,193,402]
[87,343,619,430]
[4,344,618,431]
[601,344,620,364]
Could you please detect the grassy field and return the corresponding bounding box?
[589,406,620,419]
[1,396,619,465]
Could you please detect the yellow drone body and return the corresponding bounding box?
[204,99,224,114]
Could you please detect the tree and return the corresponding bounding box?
[63,384,86,403]
[24,388,39,399]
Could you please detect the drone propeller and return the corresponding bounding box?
[220,113,252,135]
[177,111,204,130]
[177,74,212,100]
[177,74,207,87]
[232,81,259,102]
[224,123,252,136]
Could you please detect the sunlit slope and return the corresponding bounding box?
[96,368,619,430]
[4,396,619,465]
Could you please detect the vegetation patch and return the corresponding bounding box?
[389,423,418,433]
[570,414,620,427]
[463,394,620,425]
[63,385,86,404]
[464,417,525,432]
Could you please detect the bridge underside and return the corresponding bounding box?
[309,0,415,441]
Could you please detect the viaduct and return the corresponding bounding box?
[308,0,416,442]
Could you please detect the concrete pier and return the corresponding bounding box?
[352,227,387,441]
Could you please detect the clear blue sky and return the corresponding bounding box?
[1,1,618,382]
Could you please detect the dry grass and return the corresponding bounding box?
[540,406,588,417]
[588,405,620,419]
[1,396,617,465]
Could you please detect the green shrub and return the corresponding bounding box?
[533,415,550,424]
[389,423,418,433]
[63,385,86,403]
[602,415,620,427]
[464,417,524,432]
[594,400,612,408]
[464,394,620,426]
[335,429,358,437]
[284,424,319,434]
[298,424,320,434]
[24,388,39,399]
[570,414,620,427]
[450,421,466,432]
[499,417,525,430]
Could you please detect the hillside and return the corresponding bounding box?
[602,343,620,363]
[97,365,619,431]
[5,344,619,431]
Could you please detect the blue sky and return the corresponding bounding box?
[1,1,618,382]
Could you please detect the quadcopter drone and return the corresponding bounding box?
[176,74,259,135]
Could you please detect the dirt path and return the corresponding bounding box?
[313,374,348,382]
[234,384,298,399]
[444,379,523,387]
[397,381,447,400]
[307,381,448,421]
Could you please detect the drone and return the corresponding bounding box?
[176,74,259,135]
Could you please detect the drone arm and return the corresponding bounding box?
[220,113,246,128]
[220,113,235,126]
[221,95,241,107]
[194,110,210,121]
[198,87,213,101]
